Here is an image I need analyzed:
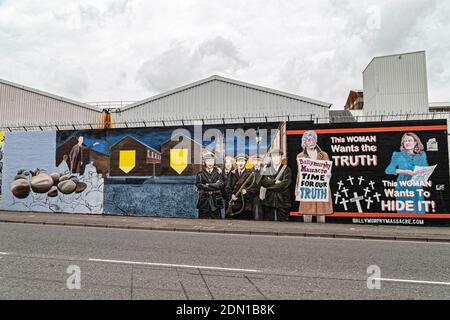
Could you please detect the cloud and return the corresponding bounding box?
[136,36,249,93]
[0,0,449,107]
[370,0,438,52]
[47,61,90,99]
[273,0,448,107]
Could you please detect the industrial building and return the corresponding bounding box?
[338,50,450,173]
[2,53,448,129]
[363,51,429,115]
[0,78,103,129]
[429,102,450,113]
[112,75,332,126]
[344,90,364,111]
[344,50,449,118]
[0,75,332,130]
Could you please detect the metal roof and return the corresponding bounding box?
[109,135,161,153]
[363,50,426,73]
[160,132,204,147]
[0,78,102,113]
[120,75,332,111]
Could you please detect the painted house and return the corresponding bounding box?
[109,135,161,176]
[160,133,208,176]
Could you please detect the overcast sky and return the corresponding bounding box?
[0,0,449,109]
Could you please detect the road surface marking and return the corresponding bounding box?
[0,252,9,255]
[88,258,261,273]
[378,278,450,286]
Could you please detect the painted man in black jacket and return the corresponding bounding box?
[261,149,292,221]
[221,155,235,213]
[251,154,265,220]
[196,151,225,219]
[226,154,257,220]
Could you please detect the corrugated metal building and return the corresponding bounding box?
[111,75,332,126]
[0,75,331,129]
[363,51,429,115]
[0,78,103,129]
[2,57,447,129]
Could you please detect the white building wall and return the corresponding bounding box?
[363,51,429,115]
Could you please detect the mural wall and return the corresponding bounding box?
[103,123,279,217]
[103,127,200,218]
[0,122,281,218]
[0,131,104,214]
[287,119,450,225]
[0,119,448,226]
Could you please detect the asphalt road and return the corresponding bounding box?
[0,222,448,300]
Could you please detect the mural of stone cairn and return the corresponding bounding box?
[11,168,87,199]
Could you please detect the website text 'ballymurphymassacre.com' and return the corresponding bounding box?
[353,218,425,225]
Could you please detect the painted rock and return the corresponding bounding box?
[11,179,31,199]
[59,175,70,182]
[31,173,54,193]
[30,168,46,177]
[57,180,77,194]
[14,174,28,181]
[75,182,87,193]
[17,169,30,176]
[47,186,58,197]
[50,173,60,184]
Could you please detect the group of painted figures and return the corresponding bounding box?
[196,149,293,222]
[196,130,335,222]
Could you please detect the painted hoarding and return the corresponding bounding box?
[0,119,448,226]
[287,119,450,225]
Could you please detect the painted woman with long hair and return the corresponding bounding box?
[385,132,433,214]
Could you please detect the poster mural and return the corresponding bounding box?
[103,123,280,217]
[287,120,450,225]
[0,122,281,218]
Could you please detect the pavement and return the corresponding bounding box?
[0,210,449,243]
[0,222,449,299]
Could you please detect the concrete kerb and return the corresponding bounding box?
[0,215,449,243]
